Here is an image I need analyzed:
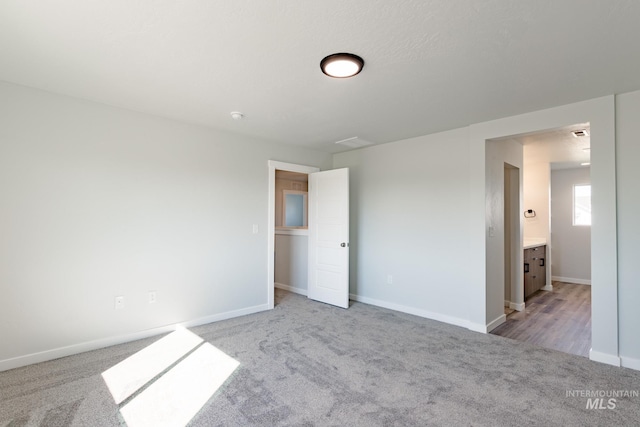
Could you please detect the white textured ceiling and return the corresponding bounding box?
[1,1,640,153]
[497,123,591,169]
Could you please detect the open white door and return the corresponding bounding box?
[308,168,349,308]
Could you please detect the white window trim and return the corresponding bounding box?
[573,183,592,227]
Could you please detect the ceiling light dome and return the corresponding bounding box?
[320,53,364,78]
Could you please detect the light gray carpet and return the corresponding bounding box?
[1,289,639,426]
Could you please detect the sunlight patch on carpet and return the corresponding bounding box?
[102,328,239,426]
[102,327,203,404]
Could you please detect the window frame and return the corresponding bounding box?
[572,183,592,226]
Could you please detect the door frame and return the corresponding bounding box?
[504,163,524,311]
[471,95,618,366]
[267,160,320,309]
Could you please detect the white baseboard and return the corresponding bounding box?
[589,349,621,367]
[620,356,640,371]
[466,322,491,333]
[509,301,525,311]
[486,314,506,332]
[275,282,307,296]
[348,293,486,332]
[0,303,270,373]
[552,276,591,285]
[505,300,525,311]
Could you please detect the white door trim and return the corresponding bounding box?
[267,161,319,309]
[470,95,618,365]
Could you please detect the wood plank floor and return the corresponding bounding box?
[490,281,591,357]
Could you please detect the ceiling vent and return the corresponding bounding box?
[571,129,589,137]
[334,136,374,148]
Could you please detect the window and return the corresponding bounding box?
[573,184,591,226]
[282,190,308,228]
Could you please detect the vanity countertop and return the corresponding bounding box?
[523,238,546,249]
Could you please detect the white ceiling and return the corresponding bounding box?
[2,1,640,153]
[496,123,591,170]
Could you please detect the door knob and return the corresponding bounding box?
[340,242,347,247]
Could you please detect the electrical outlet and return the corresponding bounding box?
[252,224,259,234]
[387,275,393,285]
[148,291,157,304]
[115,296,124,310]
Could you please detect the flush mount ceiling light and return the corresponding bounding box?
[320,53,364,78]
[230,111,244,120]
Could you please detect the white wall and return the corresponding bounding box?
[0,81,332,370]
[2,79,637,371]
[616,90,640,370]
[522,152,552,289]
[469,96,618,366]
[522,157,550,241]
[274,233,308,294]
[550,167,591,284]
[335,95,618,361]
[333,95,620,355]
[334,128,478,329]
